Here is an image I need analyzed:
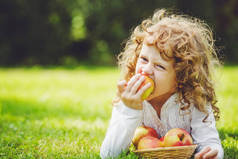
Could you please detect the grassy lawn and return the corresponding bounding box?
[0,66,237,159]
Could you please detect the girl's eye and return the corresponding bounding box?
[140,57,148,62]
[156,64,166,70]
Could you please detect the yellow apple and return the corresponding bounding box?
[138,75,154,100]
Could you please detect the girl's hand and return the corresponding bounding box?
[117,74,151,110]
[194,146,218,159]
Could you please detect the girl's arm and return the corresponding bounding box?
[100,75,149,158]
[191,105,224,159]
[100,100,143,159]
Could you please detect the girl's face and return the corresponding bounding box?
[135,43,177,100]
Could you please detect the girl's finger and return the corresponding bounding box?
[194,147,211,159]
[117,80,127,93]
[203,149,218,159]
[126,74,140,92]
[131,75,145,94]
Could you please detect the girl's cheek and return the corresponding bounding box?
[135,68,139,74]
[135,63,140,73]
[135,65,142,74]
[153,77,159,91]
[138,68,143,74]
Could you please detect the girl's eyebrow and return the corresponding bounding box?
[139,54,146,57]
[155,62,165,66]
[139,55,149,60]
[155,59,170,67]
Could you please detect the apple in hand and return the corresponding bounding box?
[138,75,155,100]
[137,136,162,150]
[163,128,193,147]
[132,125,158,147]
[137,69,155,100]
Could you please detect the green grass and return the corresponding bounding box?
[0,66,237,159]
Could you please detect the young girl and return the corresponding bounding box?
[100,9,223,159]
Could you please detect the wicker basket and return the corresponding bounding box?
[133,145,197,159]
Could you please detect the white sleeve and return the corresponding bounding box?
[191,105,224,159]
[100,101,143,159]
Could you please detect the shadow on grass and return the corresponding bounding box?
[1,98,110,121]
[219,128,238,140]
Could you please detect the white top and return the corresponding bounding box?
[100,93,224,159]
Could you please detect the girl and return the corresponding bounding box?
[100,9,223,159]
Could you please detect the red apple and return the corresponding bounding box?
[164,128,193,147]
[160,136,165,142]
[132,125,158,147]
[137,136,161,150]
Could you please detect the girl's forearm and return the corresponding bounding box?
[100,101,143,159]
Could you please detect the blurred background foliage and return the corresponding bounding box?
[1,0,238,66]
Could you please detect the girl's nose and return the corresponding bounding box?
[141,64,153,76]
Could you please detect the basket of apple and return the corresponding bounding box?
[132,126,197,159]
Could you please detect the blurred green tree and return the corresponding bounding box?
[0,0,71,65]
[0,0,238,65]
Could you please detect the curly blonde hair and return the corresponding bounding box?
[117,9,220,121]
